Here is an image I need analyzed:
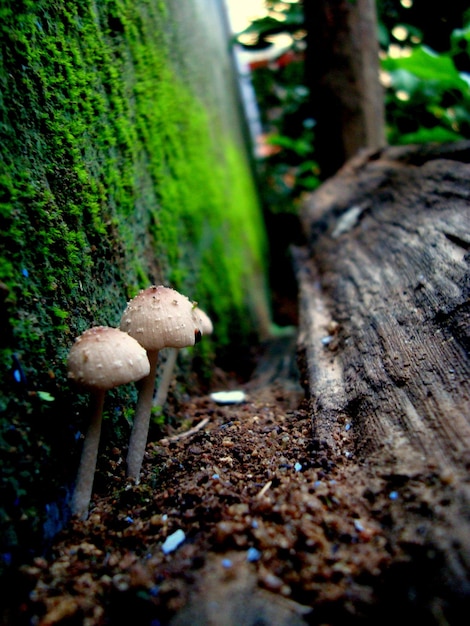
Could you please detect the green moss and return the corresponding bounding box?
[0,0,270,570]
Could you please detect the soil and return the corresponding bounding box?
[1,334,465,626]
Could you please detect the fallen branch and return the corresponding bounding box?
[159,417,210,445]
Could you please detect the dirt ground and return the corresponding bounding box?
[2,335,467,626]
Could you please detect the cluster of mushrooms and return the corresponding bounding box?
[67,285,213,520]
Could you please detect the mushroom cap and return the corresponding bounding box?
[192,307,213,336]
[120,285,199,351]
[67,326,150,390]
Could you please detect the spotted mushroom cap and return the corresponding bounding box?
[120,285,199,351]
[67,326,150,390]
[192,307,213,336]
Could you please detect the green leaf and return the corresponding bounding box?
[382,46,467,89]
[37,391,55,402]
[266,134,312,157]
[387,68,421,93]
[393,126,463,145]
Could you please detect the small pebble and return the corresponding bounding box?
[112,574,129,592]
[246,547,261,562]
[354,519,364,532]
[161,529,185,555]
[261,572,283,591]
[210,390,246,405]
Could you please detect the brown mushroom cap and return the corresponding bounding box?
[67,326,150,390]
[120,285,198,351]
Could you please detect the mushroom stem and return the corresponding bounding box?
[127,350,159,482]
[71,389,105,520]
[153,347,178,409]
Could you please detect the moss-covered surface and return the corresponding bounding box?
[0,0,270,572]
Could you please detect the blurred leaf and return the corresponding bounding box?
[387,68,422,93]
[298,175,320,190]
[451,23,470,49]
[266,134,312,156]
[296,160,319,175]
[382,46,467,89]
[378,21,391,49]
[37,391,55,402]
[394,126,463,145]
[236,14,303,43]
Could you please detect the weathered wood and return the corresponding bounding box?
[296,141,470,604]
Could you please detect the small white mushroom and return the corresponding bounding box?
[120,286,200,482]
[192,306,213,336]
[153,305,213,410]
[68,326,150,519]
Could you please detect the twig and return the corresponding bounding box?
[256,480,273,498]
[159,417,210,444]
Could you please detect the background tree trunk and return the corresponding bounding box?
[304,0,386,178]
[296,140,470,612]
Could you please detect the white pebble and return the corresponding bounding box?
[161,529,185,554]
[210,390,246,404]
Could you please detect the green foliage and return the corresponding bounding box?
[235,2,304,48]
[382,39,470,144]
[235,1,319,214]
[0,0,269,571]
[241,2,470,193]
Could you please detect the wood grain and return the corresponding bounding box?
[298,144,470,467]
[296,142,470,598]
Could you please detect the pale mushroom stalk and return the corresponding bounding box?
[153,347,178,409]
[71,389,105,519]
[126,349,159,481]
[153,306,212,410]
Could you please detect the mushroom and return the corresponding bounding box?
[153,306,213,409]
[67,326,150,519]
[192,306,214,337]
[119,285,200,481]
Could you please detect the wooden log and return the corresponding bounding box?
[295,141,470,605]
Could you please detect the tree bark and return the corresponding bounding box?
[296,141,470,608]
[304,0,386,178]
